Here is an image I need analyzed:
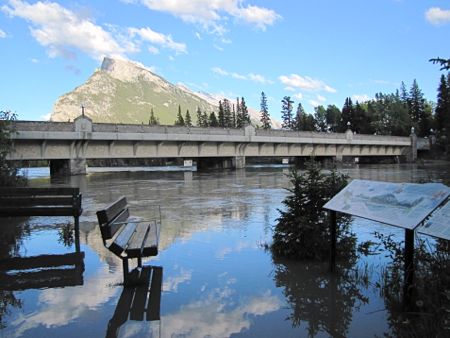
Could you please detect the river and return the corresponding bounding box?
[1,161,449,337]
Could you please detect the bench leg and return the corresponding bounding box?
[122,259,129,283]
[74,216,81,253]
[137,256,142,268]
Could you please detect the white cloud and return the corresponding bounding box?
[316,94,326,102]
[212,66,272,84]
[30,58,39,63]
[0,28,6,38]
[129,27,187,54]
[352,94,371,102]
[147,45,159,54]
[2,0,135,60]
[195,31,202,40]
[425,7,450,25]
[135,0,280,34]
[309,100,320,107]
[279,74,337,93]
[294,92,303,100]
[248,73,273,84]
[212,66,229,76]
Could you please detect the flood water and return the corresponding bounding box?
[1,162,449,338]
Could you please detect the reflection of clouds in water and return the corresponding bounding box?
[162,288,281,338]
[163,268,192,292]
[11,266,120,336]
[216,241,257,259]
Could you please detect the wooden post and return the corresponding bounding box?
[403,229,415,308]
[74,216,81,253]
[329,210,337,272]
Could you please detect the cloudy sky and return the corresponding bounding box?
[1,0,449,121]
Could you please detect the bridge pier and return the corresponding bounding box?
[50,159,87,177]
[197,156,246,171]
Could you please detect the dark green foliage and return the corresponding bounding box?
[175,107,185,126]
[185,109,192,127]
[408,79,430,137]
[209,111,219,127]
[222,98,233,128]
[281,96,294,129]
[218,101,225,127]
[374,232,450,337]
[435,73,450,152]
[148,108,159,125]
[339,97,354,132]
[272,159,355,260]
[325,104,341,132]
[314,105,327,132]
[0,110,26,187]
[430,57,450,71]
[259,91,271,129]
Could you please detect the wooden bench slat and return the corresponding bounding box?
[0,187,79,196]
[0,196,75,207]
[108,222,138,256]
[97,197,128,225]
[126,223,151,257]
[100,208,130,240]
[140,223,159,257]
[147,266,163,321]
[130,267,152,321]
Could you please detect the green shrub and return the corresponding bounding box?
[272,159,355,260]
[0,110,26,186]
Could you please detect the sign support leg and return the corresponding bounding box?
[329,210,337,272]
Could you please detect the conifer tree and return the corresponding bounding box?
[260,91,271,129]
[325,105,341,132]
[218,101,225,127]
[196,107,202,127]
[339,98,354,132]
[222,98,233,128]
[209,111,219,127]
[281,96,294,129]
[201,111,209,127]
[408,79,429,136]
[185,109,192,127]
[148,108,159,125]
[314,105,327,132]
[236,97,244,128]
[240,97,250,125]
[175,105,185,126]
[435,74,450,133]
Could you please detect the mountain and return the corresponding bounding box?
[50,57,281,128]
[50,57,218,124]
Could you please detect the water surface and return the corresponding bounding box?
[1,162,449,337]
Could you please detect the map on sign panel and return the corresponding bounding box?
[418,199,450,240]
[323,179,450,230]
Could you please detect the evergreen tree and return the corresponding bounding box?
[209,111,219,127]
[196,107,202,127]
[236,97,244,128]
[218,101,225,127]
[281,96,294,129]
[435,74,450,133]
[185,109,192,127]
[240,97,250,125]
[222,98,233,128]
[201,111,209,127]
[148,108,159,125]
[430,57,450,71]
[339,98,354,132]
[408,79,429,136]
[175,105,185,126]
[260,91,271,129]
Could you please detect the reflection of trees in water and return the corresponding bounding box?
[0,218,28,328]
[58,222,74,247]
[273,257,369,337]
[379,237,450,337]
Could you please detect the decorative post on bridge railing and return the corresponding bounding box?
[409,127,417,163]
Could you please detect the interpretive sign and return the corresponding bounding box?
[418,199,450,240]
[323,179,450,230]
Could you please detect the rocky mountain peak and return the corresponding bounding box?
[100,57,162,84]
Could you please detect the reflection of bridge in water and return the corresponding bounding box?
[7,115,426,176]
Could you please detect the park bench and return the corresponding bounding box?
[96,196,161,283]
[0,187,83,251]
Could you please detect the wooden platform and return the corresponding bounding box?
[106,266,163,338]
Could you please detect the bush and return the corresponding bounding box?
[0,110,26,186]
[271,159,355,260]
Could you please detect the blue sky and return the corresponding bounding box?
[1,0,449,122]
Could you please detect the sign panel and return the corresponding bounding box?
[418,200,450,240]
[323,179,450,230]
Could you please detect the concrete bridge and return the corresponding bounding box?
[7,115,425,176]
